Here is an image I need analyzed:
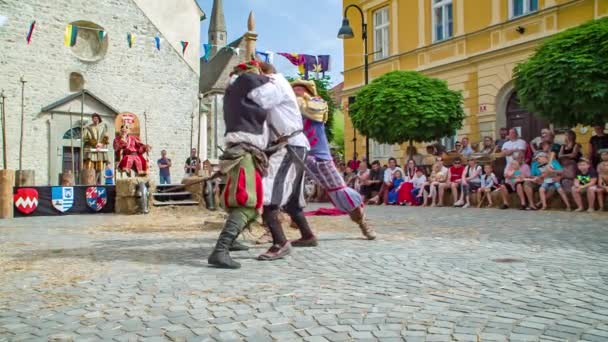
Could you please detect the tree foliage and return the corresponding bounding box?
[349,71,465,145]
[514,17,608,126]
[286,75,336,143]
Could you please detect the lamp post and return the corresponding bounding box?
[338,4,370,163]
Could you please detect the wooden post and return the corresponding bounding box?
[15,170,35,186]
[190,112,194,151]
[0,169,14,219]
[19,76,26,170]
[80,90,85,174]
[60,170,74,186]
[80,169,96,185]
[69,108,74,177]
[1,90,7,170]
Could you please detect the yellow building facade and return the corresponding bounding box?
[342,0,608,164]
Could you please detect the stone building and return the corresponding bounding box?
[0,0,203,185]
[199,0,258,161]
[341,0,607,164]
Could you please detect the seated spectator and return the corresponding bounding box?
[422,145,438,166]
[369,158,403,205]
[453,141,463,154]
[533,152,571,211]
[499,152,530,210]
[423,161,448,207]
[360,161,383,202]
[460,137,474,157]
[455,158,482,208]
[480,136,495,154]
[347,153,361,173]
[559,129,582,189]
[354,162,371,193]
[410,168,427,206]
[387,170,405,205]
[405,146,423,166]
[344,166,357,188]
[478,164,499,208]
[532,129,561,160]
[589,124,608,168]
[502,128,528,166]
[397,159,418,205]
[596,152,608,210]
[494,127,509,153]
[572,158,598,212]
[443,157,465,206]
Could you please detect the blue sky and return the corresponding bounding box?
[196,0,345,85]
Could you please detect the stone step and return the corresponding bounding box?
[153,200,199,207]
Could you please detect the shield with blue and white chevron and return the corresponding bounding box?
[51,186,74,213]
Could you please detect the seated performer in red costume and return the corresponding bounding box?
[113,124,151,176]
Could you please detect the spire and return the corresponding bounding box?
[208,0,226,57]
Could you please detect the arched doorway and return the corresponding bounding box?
[505,92,548,142]
[61,127,82,183]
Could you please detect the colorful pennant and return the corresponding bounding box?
[127,32,135,48]
[64,24,78,47]
[180,41,189,55]
[317,55,330,72]
[256,50,274,63]
[98,30,106,42]
[154,36,161,50]
[26,21,35,44]
[277,52,304,67]
[203,43,212,61]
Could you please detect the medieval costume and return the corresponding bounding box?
[247,71,314,261]
[207,61,270,269]
[82,114,110,171]
[113,125,150,176]
[291,79,376,242]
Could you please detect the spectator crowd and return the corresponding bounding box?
[323,125,608,213]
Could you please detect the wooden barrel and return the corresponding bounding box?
[0,169,15,219]
[60,171,74,186]
[15,169,35,187]
[80,169,96,185]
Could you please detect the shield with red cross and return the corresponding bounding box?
[13,188,39,215]
[86,187,107,212]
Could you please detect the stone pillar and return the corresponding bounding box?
[15,170,35,187]
[0,169,15,219]
[244,11,258,61]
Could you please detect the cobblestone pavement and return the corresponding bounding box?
[1,206,608,342]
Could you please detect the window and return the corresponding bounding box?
[511,0,538,18]
[373,7,389,60]
[432,0,453,42]
[371,139,396,160]
[69,72,84,92]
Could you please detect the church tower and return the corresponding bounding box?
[208,0,227,57]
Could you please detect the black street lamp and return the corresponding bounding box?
[338,4,370,163]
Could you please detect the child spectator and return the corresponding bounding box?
[478,164,499,208]
[387,170,405,205]
[423,161,448,207]
[596,152,608,210]
[104,162,114,185]
[572,158,598,212]
[533,152,571,211]
[455,158,482,208]
[410,168,427,206]
[444,157,464,206]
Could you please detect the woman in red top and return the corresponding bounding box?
[397,159,418,205]
[442,157,465,205]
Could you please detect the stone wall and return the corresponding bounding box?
[0,0,200,185]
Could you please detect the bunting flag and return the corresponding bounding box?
[203,43,212,61]
[0,15,8,27]
[228,47,240,56]
[154,36,161,50]
[63,24,78,47]
[302,55,318,79]
[127,33,135,48]
[98,30,106,42]
[180,41,189,56]
[256,50,274,63]
[277,52,304,67]
[26,21,35,44]
[317,55,330,73]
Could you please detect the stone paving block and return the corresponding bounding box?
[349,331,373,339]
[425,334,451,342]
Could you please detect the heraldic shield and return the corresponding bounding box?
[14,188,39,215]
[51,186,74,213]
[86,187,107,212]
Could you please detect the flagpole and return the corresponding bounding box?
[80,90,85,176]
[0,90,6,170]
[69,107,75,177]
[19,76,26,171]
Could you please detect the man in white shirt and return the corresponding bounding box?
[502,128,528,165]
[246,63,312,261]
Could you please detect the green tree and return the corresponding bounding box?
[514,17,608,126]
[349,70,465,157]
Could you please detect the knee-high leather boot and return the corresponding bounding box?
[349,206,377,240]
[208,209,250,269]
[287,209,318,247]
